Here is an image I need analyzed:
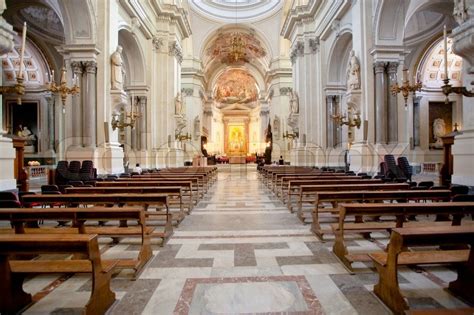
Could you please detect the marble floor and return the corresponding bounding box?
[16,165,471,314]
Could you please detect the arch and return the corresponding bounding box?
[373,0,405,46]
[118,28,146,86]
[326,31,353,84]
[57,0,96,44]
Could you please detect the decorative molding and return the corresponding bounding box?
[181,87,194,96]
[453,0,469,25]
[279,87,293,96]
[331,19,341,37]
[168,41,183,64]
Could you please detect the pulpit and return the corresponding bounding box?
[440,131,461,186]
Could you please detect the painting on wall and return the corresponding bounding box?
[428,102,452,150]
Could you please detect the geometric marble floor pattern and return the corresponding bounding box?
[21,165,470,314]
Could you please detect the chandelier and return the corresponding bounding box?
[208,31,266,65]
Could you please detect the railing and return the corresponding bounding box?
[25,166,49,191]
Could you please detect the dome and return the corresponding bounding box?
[189,0,282,22]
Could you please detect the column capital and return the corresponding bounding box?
[168,41,183,64]
[374,61,386,73]
[387,62,399,74]
[70,61,83,74]
[83,60,97,74]
[290,41,304,64]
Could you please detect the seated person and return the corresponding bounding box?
[279,155,284,165]
[133,163,142,174]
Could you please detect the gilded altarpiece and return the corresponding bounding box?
[224,121,249,156]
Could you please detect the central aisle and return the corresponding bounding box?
[111,164,390,314]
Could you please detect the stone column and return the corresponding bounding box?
[374,61,387,143]
[387,62,398,143]
[83,61,97,147]
[70,61,83,146]
[130,96,137,151]
[326,95,337,148]
[139,96,147,151]
[45,94,55,151]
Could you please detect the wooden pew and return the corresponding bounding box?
[283,178,382,205]
[311,189,452,239]
[120,177,203,198]
[136,172,209,192]
[0,234,117,315]
[22,193,173,244]
[65,186,186,224]
[332,202,474,271]
[0,206,152,276]
[275,174,365,196]
[98,180,195,210]
[295,183,410,221]
[369,226,474,314]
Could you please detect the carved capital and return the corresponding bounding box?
[70,61,83,74]
[279,87,293,96]
[181,87,193,96]
[308,37,320,54]
[387,62,399,74]
[83,60,97,74]
[152,36,165,52]
[169,41,183,64]
[373,61,386,74]
[290,41,305,64]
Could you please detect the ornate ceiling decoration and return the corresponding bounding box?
[214,69,258,109]
[207,31,266,65]
[420,38,462,88]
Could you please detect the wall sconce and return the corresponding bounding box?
[283,130,299,139]
[332,111,361,129]
[111,106,139,132]
[440,26,473,104]
[47,65,80,111]
[175,132,192,141]
[390,67,422,107]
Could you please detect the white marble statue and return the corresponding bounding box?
[111,45,124,90]
[175,92,184,116]
[289,91,299,114]
[432,118,446,148]
[346,50,361,91]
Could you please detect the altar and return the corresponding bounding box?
[229,156,246,164]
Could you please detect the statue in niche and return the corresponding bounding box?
[111,45,124,90]
[346,50,361,91]
[175,92,184,116]
[431,118,446,149]
[17,125,37,152]
[289,90,299,114]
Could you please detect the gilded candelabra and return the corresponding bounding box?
[441,78,474,104]
[175,132,192,141]
[390,68,422,107]
[332,111,361,129]
[283,130,299,139]
[0,76,25,104]
[47,66,80,109]
[111,106,140,132]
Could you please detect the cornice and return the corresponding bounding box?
[149,1,192,39]
[281,0,322,39]
[119,0,154,39]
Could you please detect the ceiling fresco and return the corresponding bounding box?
[214,69,258,107]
